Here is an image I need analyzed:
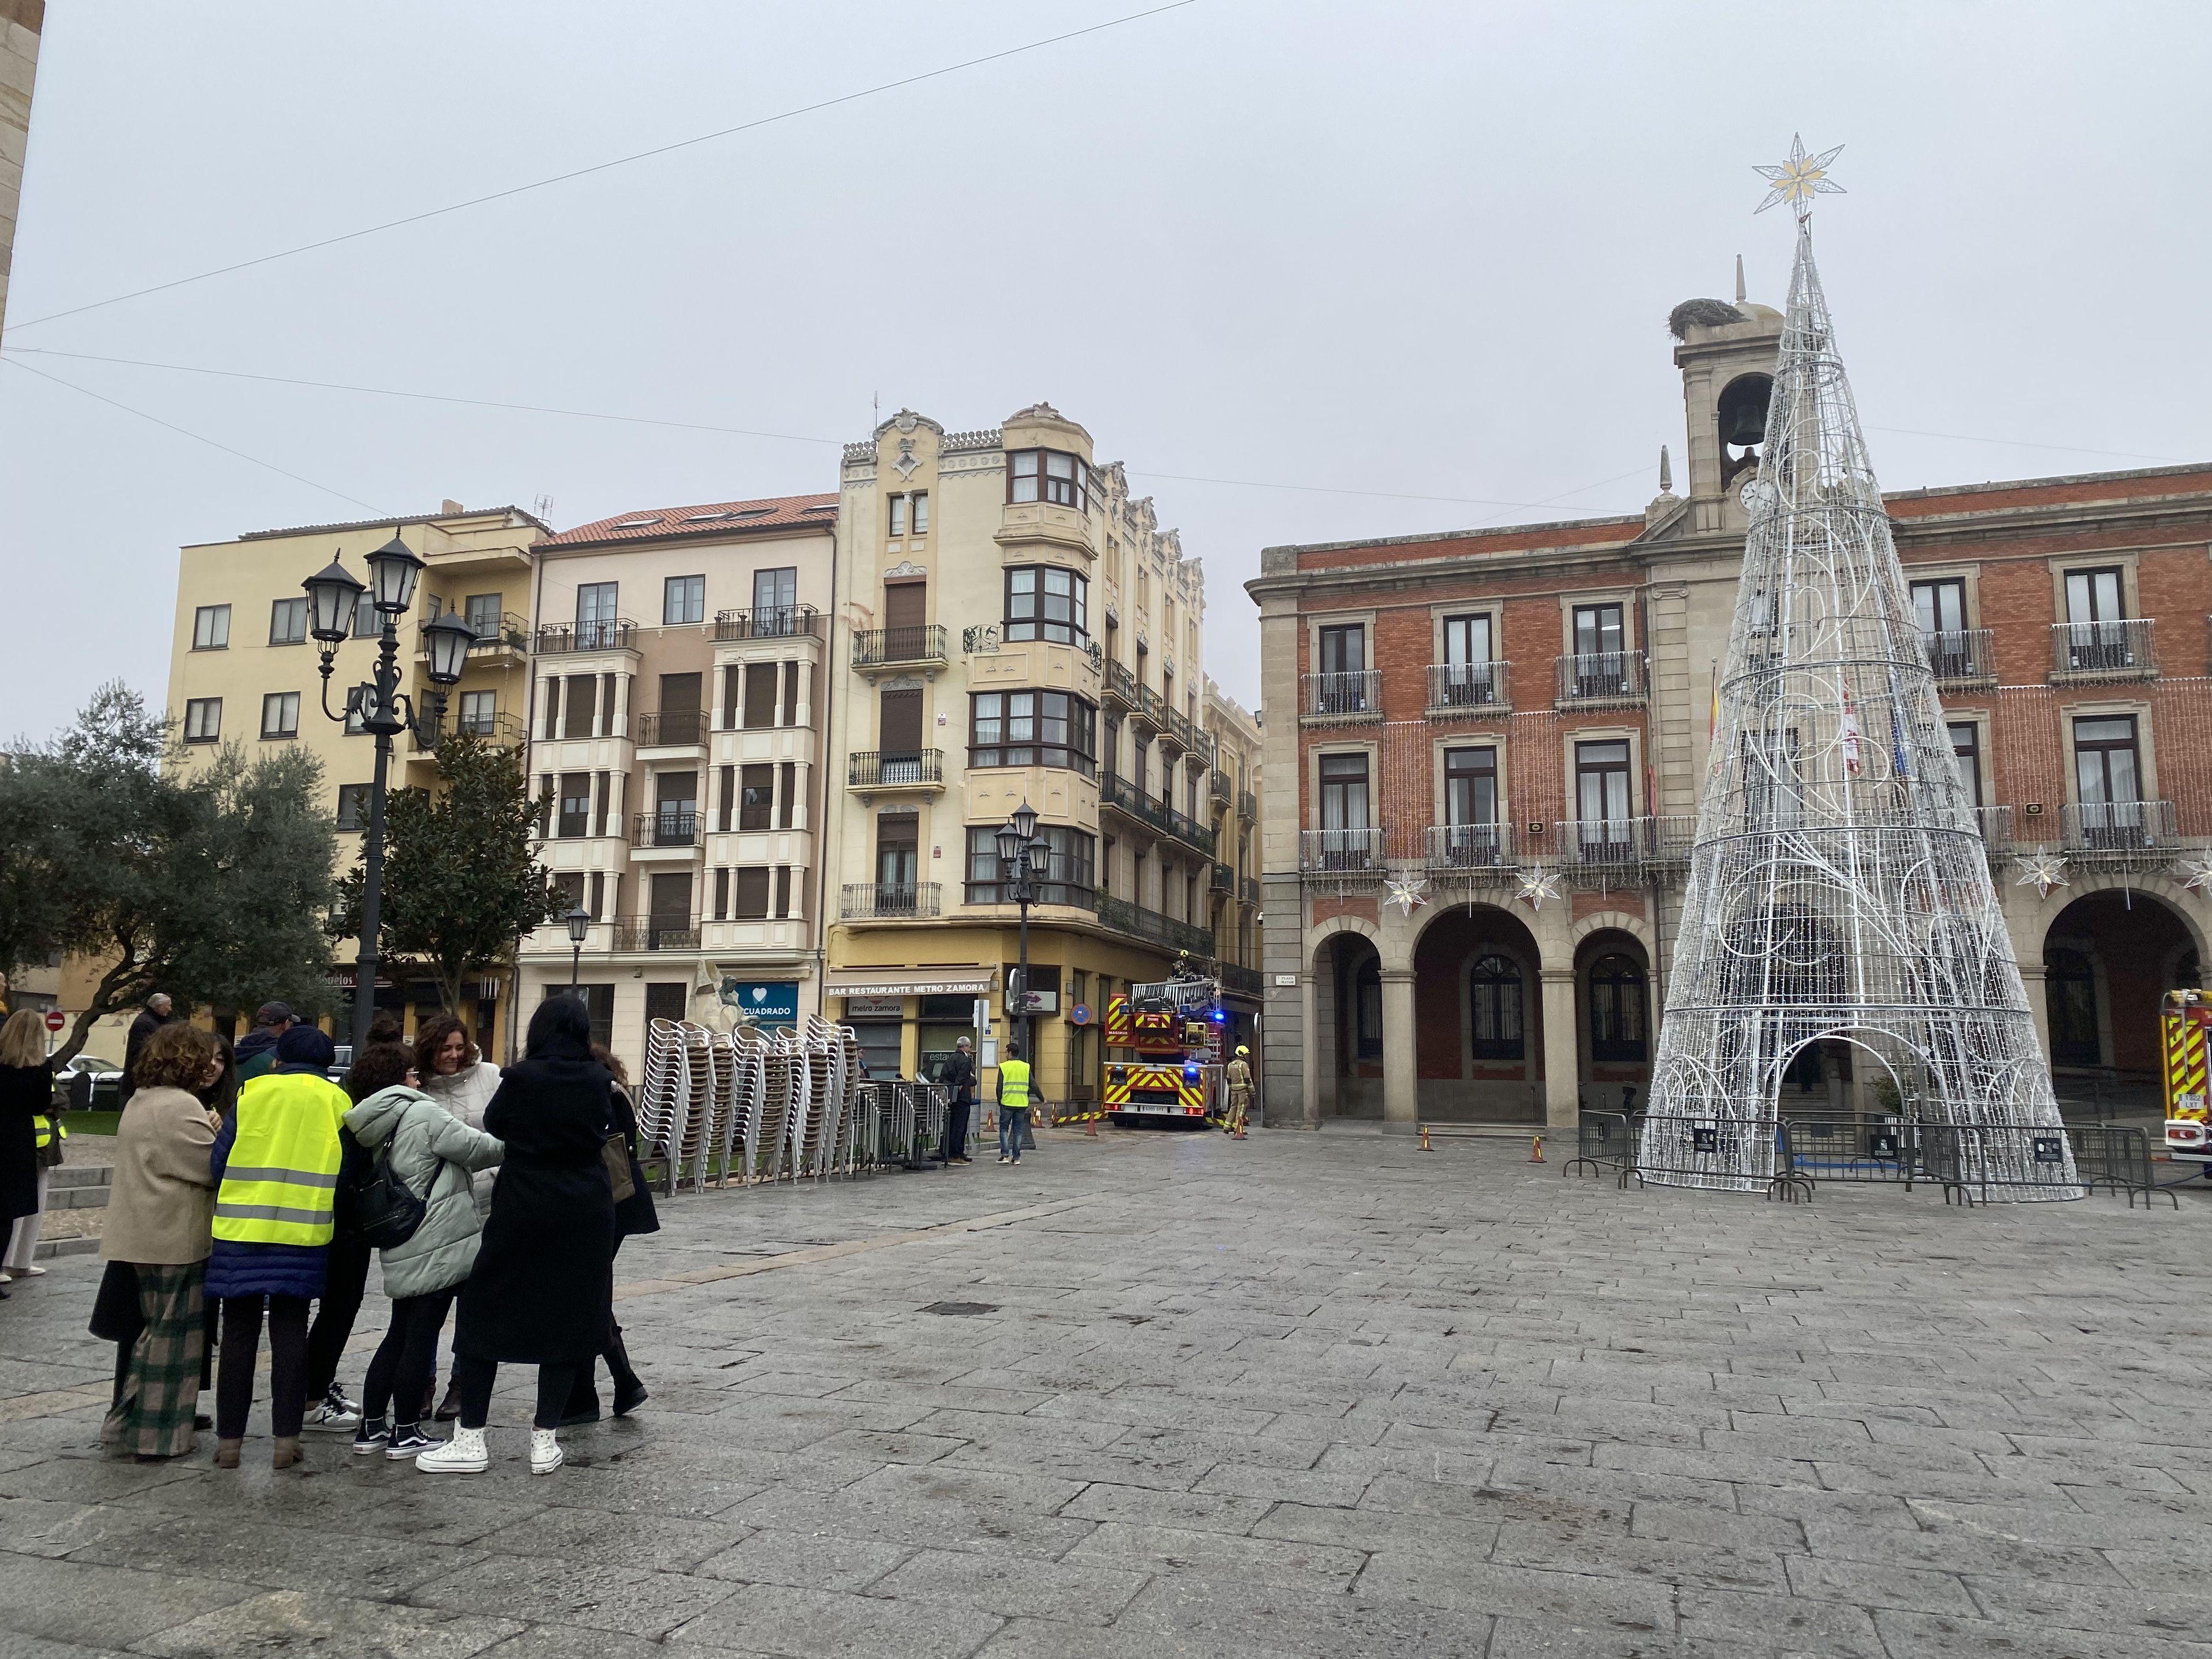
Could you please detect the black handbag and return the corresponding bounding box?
[352,1135,428,1250]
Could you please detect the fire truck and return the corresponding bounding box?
[2162,988,2212,1167]
[1103,963,1228,1128]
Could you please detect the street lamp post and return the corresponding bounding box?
[565,904,592,991]
[303,533,477,1058]
[994,801,1052,1059]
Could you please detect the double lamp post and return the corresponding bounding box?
[996,800,1052,1055]
[301,534,479,1057]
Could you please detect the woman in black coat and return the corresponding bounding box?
[563,1045,659,1424]
[416,997,613,1478]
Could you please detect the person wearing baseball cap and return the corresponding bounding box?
[233,1003,297,1085]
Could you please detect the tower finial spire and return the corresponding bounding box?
[1658,445,1673,494]
[1734,255,1746,306]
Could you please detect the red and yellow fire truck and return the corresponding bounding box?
[2163,988,2212,1166]
[1103,968,1228,1128]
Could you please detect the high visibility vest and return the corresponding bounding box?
[998,1058,1031,1110]
[213,1070,349,1247]
[33,1113,64,1151]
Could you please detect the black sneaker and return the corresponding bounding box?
[352,1421,390,1457]
[384,1425,437,1459]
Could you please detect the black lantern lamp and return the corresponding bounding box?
[995,821,1023,868]
[420,611,478,686]
[365,532,425,614]
[565,903,591,990]
[1026,838,1051,878]
[1011,800,1040,843]
[303,558,366,644]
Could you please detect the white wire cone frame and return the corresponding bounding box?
[1645,217,2081,1200]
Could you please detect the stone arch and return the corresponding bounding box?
[1568,908,1655,957]
[1575,925,1655,1114]
[1304,911,1380,963]
[2039,885,2200,1091]
[1409,900,1548,1124]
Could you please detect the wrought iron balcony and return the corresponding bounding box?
[1103,658,1138,712]
[852,624,947,671]
[1301,669,1381,722]
[715,605,820,641]
[1210,862,1235,894]
[2050,618,2155,684]
[421,610,529,657]
[2062,799,2178,853]
[535,619,636,654]
[1139,683,1172,736]
[1299,827,1384,874]
[1973,805,2016,848]
[1094,892,1214,956]
[610,915,700,951]
[1554,650,1647,708]
[1100,772,1218,857]
[1159,704,1194,755]
[1918,627,1996,687]
[635,709,707,747]
[1554,815,1695,868]
[1426,660,1510,714]
[840,882,941,920]
[1238,788,1258,823]
[1210,768,1232,805]
[847,749,945,791]
[631,809,701,849]
[1424,822,1515,870]
[1240,874,1261,906]
[1218,962,1263,997]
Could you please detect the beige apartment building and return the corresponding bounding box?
[166,502,549,1047]
[823,404,1260,1099]
[518,495,836,1073]
[0,0,42,335]
[1205,678,1265,996]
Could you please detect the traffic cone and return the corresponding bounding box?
[1086,1112,1098,1137]
[1418,1124,1433,1152]
[1528,1134,1544,1164]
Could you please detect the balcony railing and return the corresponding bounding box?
[2050,618,2155,682]
[422,610,529,654]
[840,882,941,920]
[853,624,947,669]
[610,916,700,951]
[1160,704,1194,754]
[1973,805,2015,848]
[1210,768,1232,805]
[715,605,820,641]
[1302,669,1381,721]
[1555,650,1647,707]
[1104,658,1138,711]
[2062,799,2178,853]
[1240,874,1261,906]
[1188,727,1217,771]
[1554,815,1695,868]
[1101,772,1218,857]
[535,619,636,653]
[1218,962,1263,997]
[1919,627,1996,687]
[452,710,526,747]
[848,749,945,789]
[1425,822,1515,870]
[1299,827,1384,873]
[635,710,707,747]
[631,809,701,849]
[1238,788,1258,823]
[1095,893,1214,956]
[1426,661,1510,714]
[1139,683,1172,735]
[1210,862,1235,894]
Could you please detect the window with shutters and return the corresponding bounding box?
[742,664,778,729]
[733,868,772,919]
[739,764,774,830]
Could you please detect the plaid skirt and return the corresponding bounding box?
[102,1260,205,1459]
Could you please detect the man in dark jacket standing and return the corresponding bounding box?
[119,994,176,1110]
[232,1003,295,1084]
[936,1036,976,1165]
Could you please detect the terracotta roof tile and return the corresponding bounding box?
[543,493,838,548]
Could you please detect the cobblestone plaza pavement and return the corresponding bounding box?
[1,1127,2208,1659]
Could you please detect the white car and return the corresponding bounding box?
[54,1054,124,1108]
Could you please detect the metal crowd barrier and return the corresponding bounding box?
[1621,1115,1807,1201]
[1780,1116,1919,1187]
[1564,1111,1632,1179]
[1917,1123,2087,1206]
[2067,1124,2176,1209]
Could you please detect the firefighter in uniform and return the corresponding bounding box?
[1223,1045,1254,1139]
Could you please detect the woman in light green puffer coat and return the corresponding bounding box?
[340,1046,504,1458]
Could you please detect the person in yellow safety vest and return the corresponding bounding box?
[996,1044,1035,1166]
[1223,1046,1254,1139]
[205,1024,351,1471]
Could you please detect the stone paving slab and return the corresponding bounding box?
[0,1130,2208,1657]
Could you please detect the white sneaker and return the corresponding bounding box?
[8,1265,43,1277]
[529,1428,563,1475]
[416,1425,488,1474]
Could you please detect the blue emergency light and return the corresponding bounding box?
[1184,1062,1200,1080]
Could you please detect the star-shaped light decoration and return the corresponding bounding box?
[2011,853,2070,900]
[1754,134,1846,221]
[2176,856,2212,893]
[1516,868,1562,912]
[1383,873,1429,918]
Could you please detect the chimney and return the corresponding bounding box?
[440,499,464,516]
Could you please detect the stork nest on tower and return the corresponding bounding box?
[1667,298,1746,338]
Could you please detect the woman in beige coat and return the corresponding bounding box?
[99,1023,222,1460]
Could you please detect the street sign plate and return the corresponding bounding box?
[43,1010,65,1032]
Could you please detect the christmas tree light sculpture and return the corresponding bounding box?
[1643,139,2081,1200]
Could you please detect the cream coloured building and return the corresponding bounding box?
[516,495,836,1075]
[823,404,1253,1100]
[166,502,549,1048]
[0,0,41,335]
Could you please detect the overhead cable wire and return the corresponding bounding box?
[0,357,388,512]
[1,1,1198,337]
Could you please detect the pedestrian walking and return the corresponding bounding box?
[937,1036,977,1164]
[119,992,177,1110]
[563,1044,654,1425]
[0,1009,59,1291]
[415,1010,505,1423]
[1223,1045,1254,1139]
[96,1023,222,1460]
[421,996,614,1476]
[996,1042,1035,1165]
[341,1043,503,1461]
[206,1023,351,1470]
[231,1002,295,1084]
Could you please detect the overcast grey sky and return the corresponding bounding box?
[3,1,2207,737]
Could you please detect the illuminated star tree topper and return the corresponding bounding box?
[1754,134,1846,222]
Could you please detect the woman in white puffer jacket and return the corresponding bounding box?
[413,1011,506,1423]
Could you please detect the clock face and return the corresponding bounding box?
[1739,478,1778,515]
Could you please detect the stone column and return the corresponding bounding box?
[1541,967,1580,1129]
[1300,969,1319,1128]
[1381,969,1417,1133]
[2017,960,2053,1075]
